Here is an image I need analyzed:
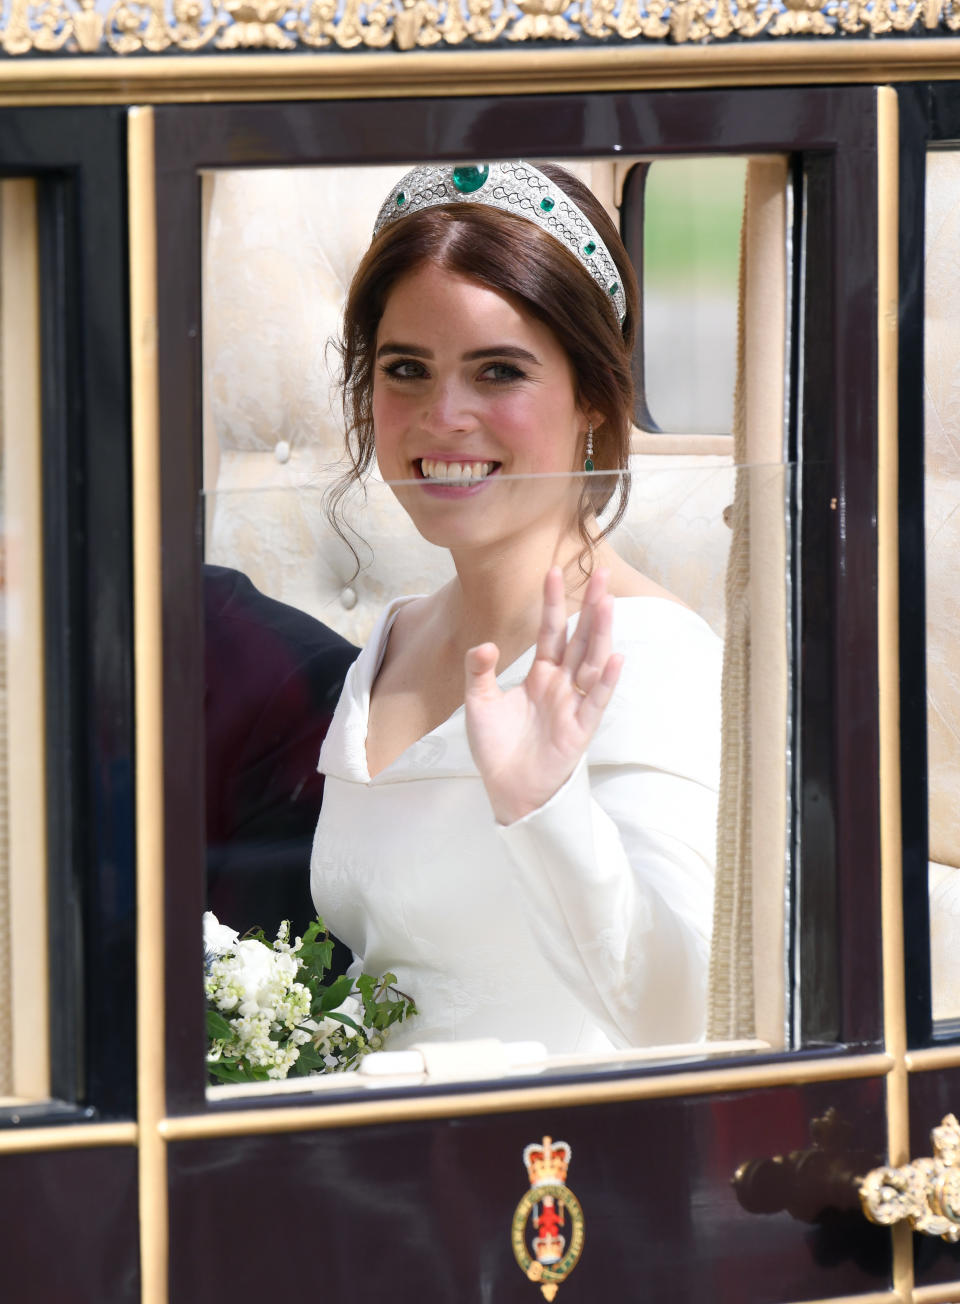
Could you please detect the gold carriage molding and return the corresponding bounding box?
[3,0,960,56]
[860,1114,960,1242]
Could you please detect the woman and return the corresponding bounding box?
[311,161,721,1055]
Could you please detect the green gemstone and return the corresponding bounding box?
[396,191,406,207]
[584,458,595,472]
[608,281,620,297]
[583,240,596,256]
[451,165,489,194]
[539,196,555,212]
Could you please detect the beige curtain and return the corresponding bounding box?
[707,158,789,1046]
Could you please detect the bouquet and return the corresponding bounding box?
[203,912,416,1084]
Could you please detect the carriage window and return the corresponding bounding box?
[198,161,791,1095]
[923,149,960,1028]
[621,157,746,438]
[0,180,50,1104]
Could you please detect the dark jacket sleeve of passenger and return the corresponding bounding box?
[204,564,359,946]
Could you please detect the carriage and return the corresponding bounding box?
[0,11,958,1302]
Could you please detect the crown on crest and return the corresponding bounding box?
[523,1136,572,1187]
[533,1232,566,1265]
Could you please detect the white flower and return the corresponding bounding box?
[231,939,280,1013]
[271,920,303,955]
[203,911,239,957]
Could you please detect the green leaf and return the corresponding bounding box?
[353,973,377,1021]
[207,1058,270,1085]
[292,1044,326,1075]
[302,916,327,943]
[206,1008,234,1042]
[317,974,354,1013]
[298,942,334,979]
[326,1010,362,1035]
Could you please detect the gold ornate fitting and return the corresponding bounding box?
[511,1136,584,1301]
[2,0,959,55]
[860,1113,960,1241]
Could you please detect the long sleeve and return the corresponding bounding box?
[495,597,721,1050]
[498,756,715,1048]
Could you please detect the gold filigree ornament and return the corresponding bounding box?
[511,1136,585,1302]
[4,0,960,52]
[860,1113,960,1242]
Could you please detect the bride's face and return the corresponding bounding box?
[372,261,590,551]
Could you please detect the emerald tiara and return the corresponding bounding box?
[372,161,628,328]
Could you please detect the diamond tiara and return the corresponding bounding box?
[372,161,627,327]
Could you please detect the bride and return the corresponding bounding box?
[311,161,721,1055]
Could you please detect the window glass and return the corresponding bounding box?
[923,148,960,1029]
[198,162,791,1096]
[624,157,746,436]
[0,179,49,1104]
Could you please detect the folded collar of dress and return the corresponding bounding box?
[317,594,722,788]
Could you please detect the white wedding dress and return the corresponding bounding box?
[310,595,722,1055]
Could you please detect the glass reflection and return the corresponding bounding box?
[0,179,50,1104]
[924,150,960,1024]
[199,156,791,1091]
[201,460,791,1091]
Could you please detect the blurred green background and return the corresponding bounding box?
[640,156,745,432]
[644,156,746,293]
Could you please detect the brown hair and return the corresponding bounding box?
[328,162,639,564]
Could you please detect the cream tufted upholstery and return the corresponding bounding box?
[202,166,734,644]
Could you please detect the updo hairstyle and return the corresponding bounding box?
[329,162,640,557]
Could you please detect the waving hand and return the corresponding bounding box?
[464,566,623,825]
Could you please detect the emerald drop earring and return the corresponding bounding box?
[584,421,595,473]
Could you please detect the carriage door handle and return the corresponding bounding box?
[733,1109,960,1241]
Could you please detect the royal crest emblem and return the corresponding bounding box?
[511,1135,585,1301]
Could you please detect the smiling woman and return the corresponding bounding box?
[305,160,723,1055]
[330,161,638,561]
[370,263,593,556]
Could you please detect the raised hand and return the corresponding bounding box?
[464,566,623,825]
